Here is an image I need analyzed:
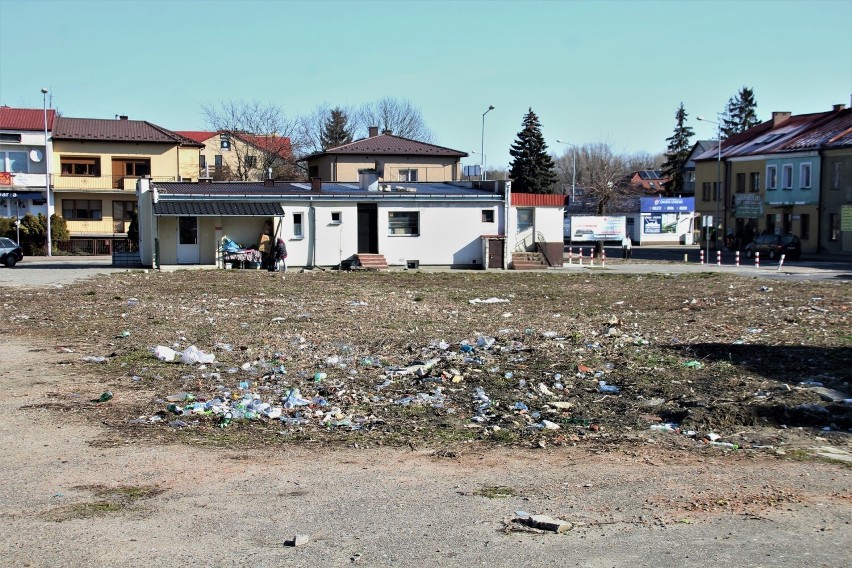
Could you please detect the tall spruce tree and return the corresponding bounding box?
[320,107,353,150]
[508,108,558,193]
[720,87,759,139]
[661,102,695,196]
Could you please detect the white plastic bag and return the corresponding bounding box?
[180,345,215,364]
[154,345,177,362]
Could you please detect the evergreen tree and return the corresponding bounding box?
[320,107,353,150]
[720,87,759,139]
[661,102,695,196]
[508,108,558,194]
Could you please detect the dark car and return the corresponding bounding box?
[0,237,24,267]
[744,234,801,261]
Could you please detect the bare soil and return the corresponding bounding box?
[0,269,849,567]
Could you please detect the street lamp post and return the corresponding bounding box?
[697,115,723,255]
[42,88,52,257]
[481,105,494,181]
[555,139,576,202]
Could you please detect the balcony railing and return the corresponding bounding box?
[51,174,181,191]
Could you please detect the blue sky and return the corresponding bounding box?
[1,0,850,169]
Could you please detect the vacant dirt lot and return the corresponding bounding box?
[0,268,849,566]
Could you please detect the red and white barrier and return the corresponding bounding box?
[716,250,721,266]
[602,249,607,267]
[589,248,594,266]
[700,250,705,264]
[735,251,740,267]
[755,252,760,268]
[777,254,785,271]
[578,248,583,266]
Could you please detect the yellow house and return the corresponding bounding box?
[301,127,467,182]
[176,131,294,181]
[51,116,202,247]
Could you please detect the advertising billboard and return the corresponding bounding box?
[567,216,626,242]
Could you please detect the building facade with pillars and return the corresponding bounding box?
[51,116,202,249]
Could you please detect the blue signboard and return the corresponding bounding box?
[640,197,694,213]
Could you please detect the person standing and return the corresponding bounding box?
[273,238,288,279]
[258,222,273,270]
[621,234,632,259]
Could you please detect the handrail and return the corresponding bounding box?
[535,231,554,267]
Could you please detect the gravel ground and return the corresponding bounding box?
[0,262,849,567]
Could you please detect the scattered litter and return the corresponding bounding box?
[513,514,572,533]
[82,356,107,364]
[468,297,510,305]
[284,535,310,547]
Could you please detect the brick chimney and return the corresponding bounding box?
[772,112,791,127]
[119,115,128,120]
[382,129,392,135]
[833,104,847,112]
[368,126,379,138]
[311,177,322,192]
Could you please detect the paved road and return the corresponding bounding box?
[0,250,849,288]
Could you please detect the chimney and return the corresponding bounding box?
[833,104,847,112]
[264,178,274,187]
[200,178,212,184]
[311,177,322,192]
[358,169,379,191]
[382,129,392,136]
[772,112,791,127]
[119,115,128,120]
[368,126,379,138]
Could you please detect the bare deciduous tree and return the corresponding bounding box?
[202,100,299,181]
[355,97,435,142]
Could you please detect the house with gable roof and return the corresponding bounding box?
[300,127,468,183]
[50,115,203,249]
[176,130,294,181]
[0,106,56,223]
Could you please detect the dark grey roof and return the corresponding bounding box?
[153,181,501,199]
[154,201,284,216]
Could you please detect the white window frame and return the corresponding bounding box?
[800,162,812,189]
[781,164,793,190]
[766,165,777,190]
[398,169,418,182]
[1,151,29,173]
[292,212,304,239]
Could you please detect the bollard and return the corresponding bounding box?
[735,251,740,267]
[568,247,573,265]
[684,253,688,263]
[755,251,760,268]
[717,250,721,266]
[700,250,705,264]
[777,254,785,271]
[589,248,595,266]
[602,249,606,267]
[578,248,583,266]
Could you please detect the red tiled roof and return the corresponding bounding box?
[234,133,292,159]
[781,108,852,150]
[511,193,566,207]
[175,130,291,158]
[53,117,203,147]
[175,130,218,143]
[0,107,57,131]
[303,134,466,159]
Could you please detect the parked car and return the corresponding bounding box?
[0,237,24,267]
[744,234,801,260]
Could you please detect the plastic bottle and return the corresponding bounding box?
[97,391,113,402]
